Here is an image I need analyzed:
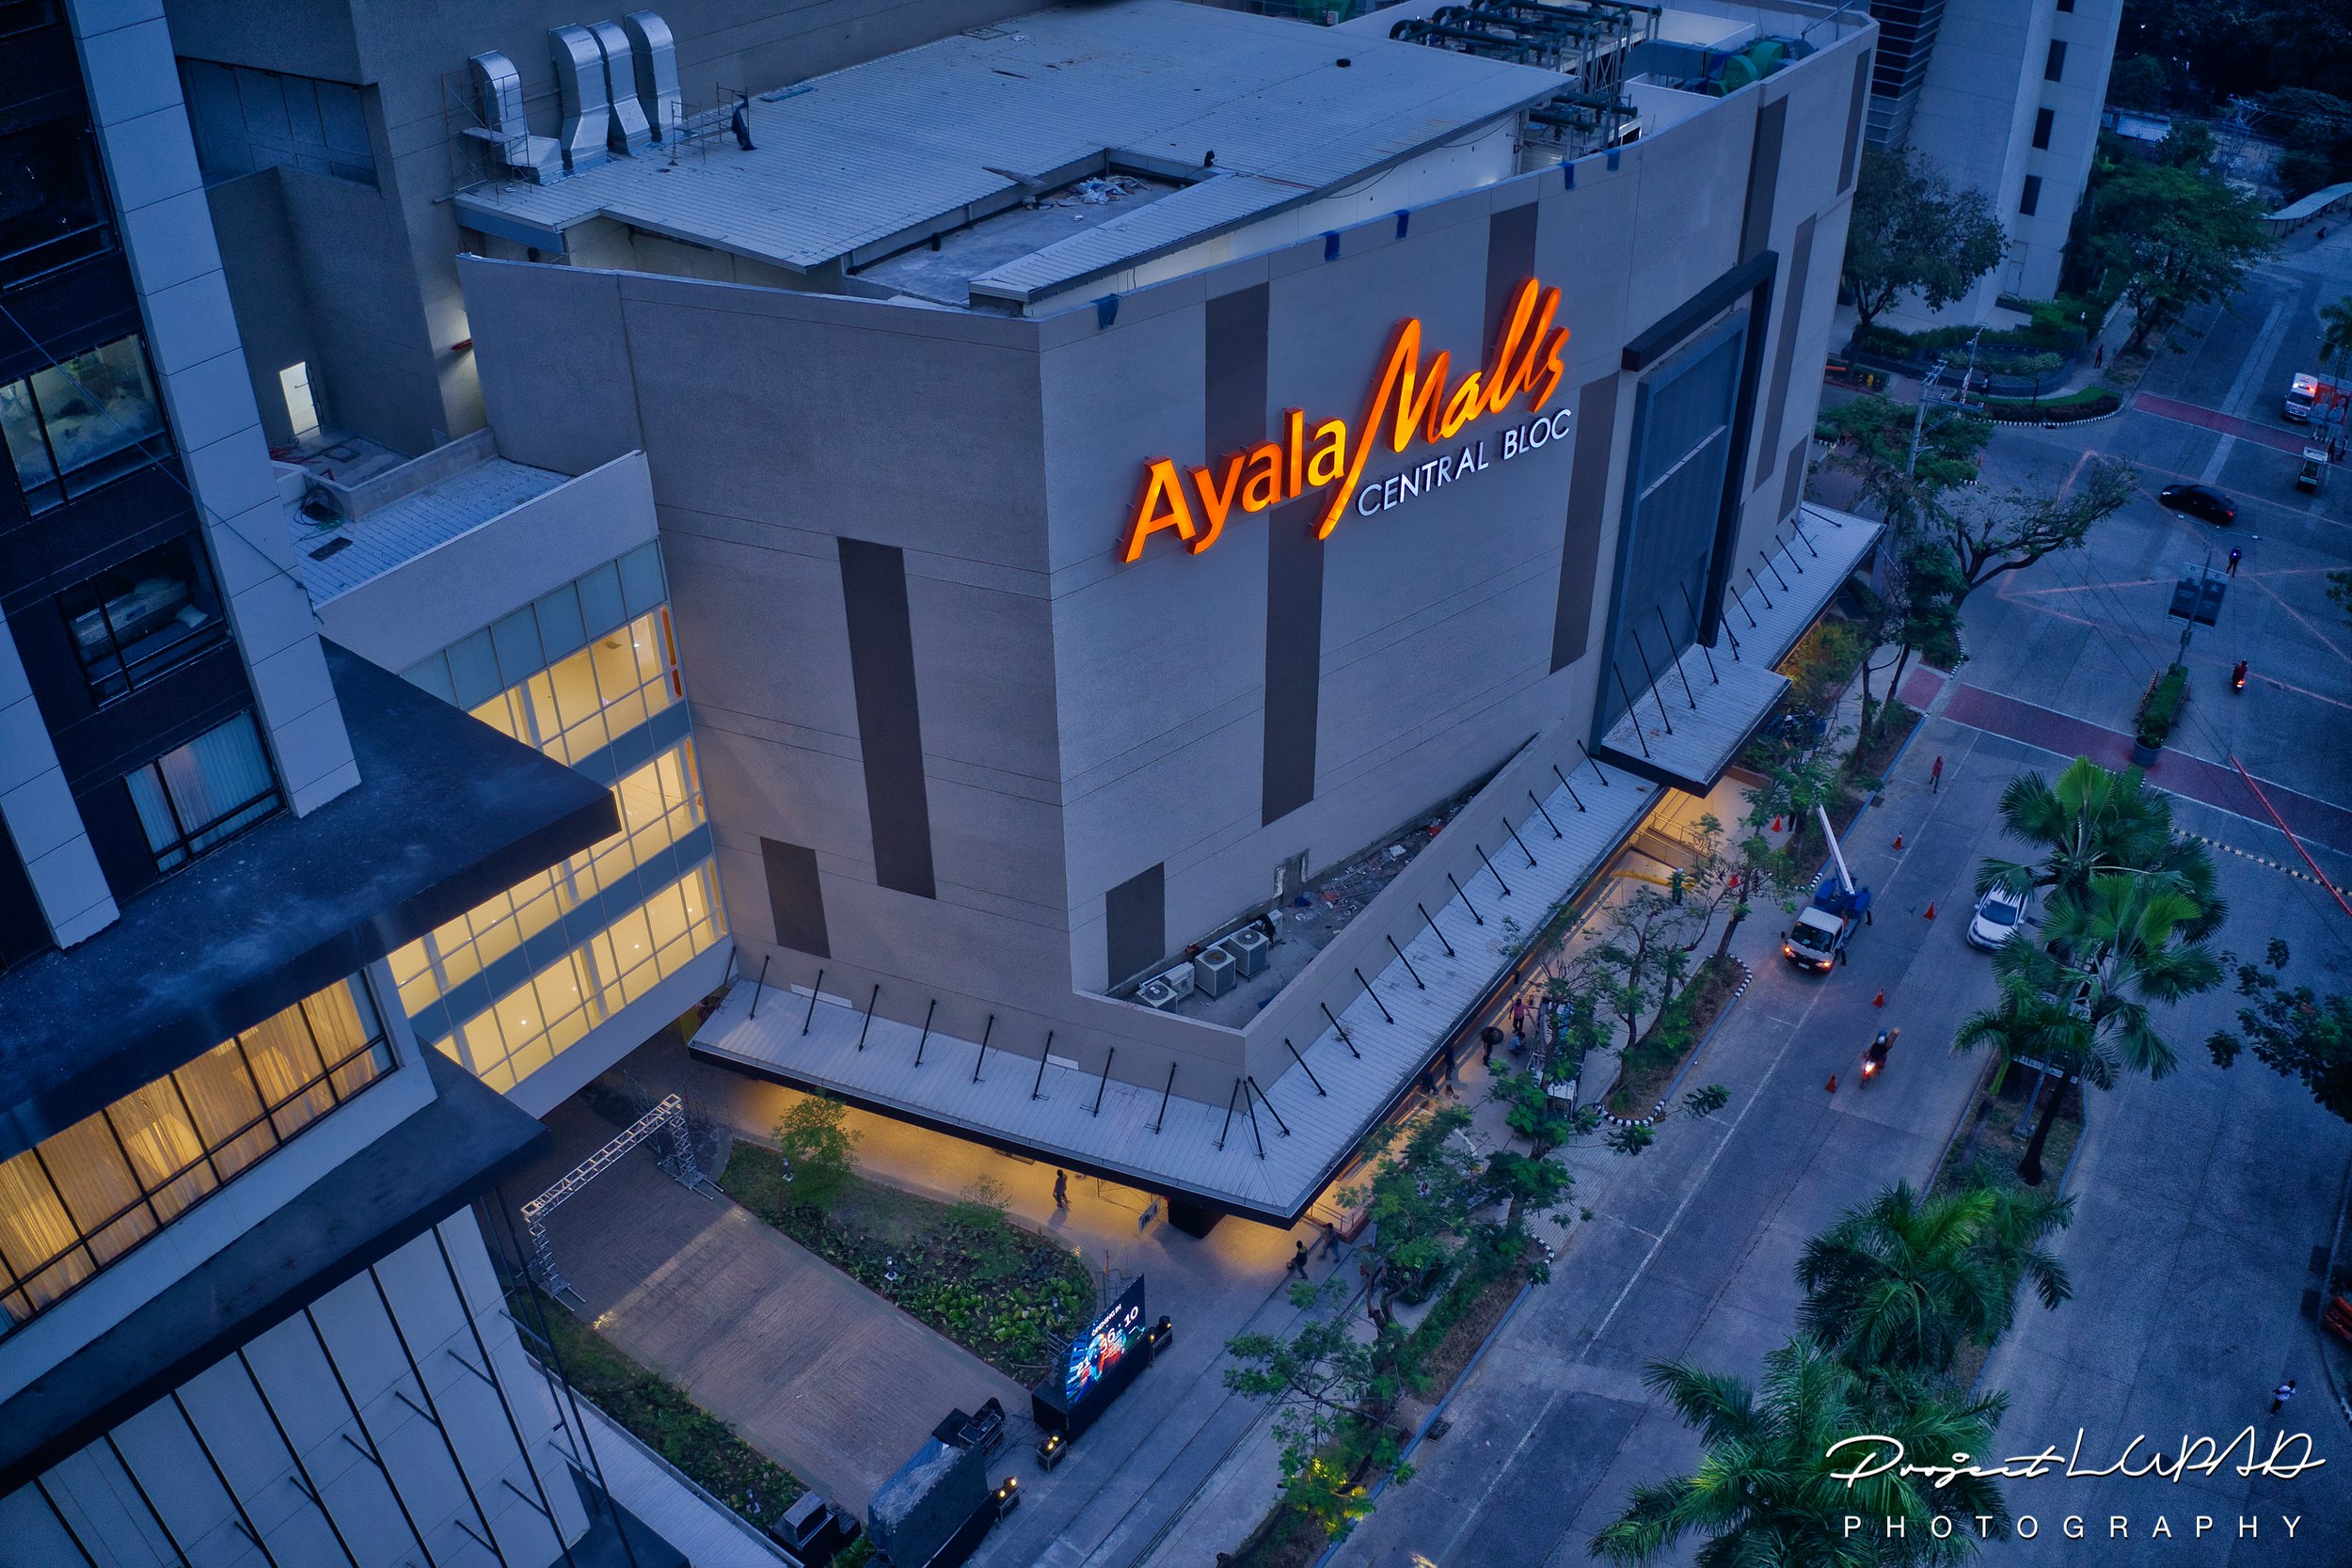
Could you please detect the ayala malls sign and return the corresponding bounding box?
[1119,276,1573,563]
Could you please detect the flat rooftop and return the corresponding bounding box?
[455,0,1565,309]
[289,455,566,604]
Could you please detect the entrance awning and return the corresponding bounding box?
[691,750,1662,1225]
[1597,503,1881,791]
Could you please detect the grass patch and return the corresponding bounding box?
[529,1289,801,1526]
[1605,955,1745,1117]
[719,1149,1095,1384]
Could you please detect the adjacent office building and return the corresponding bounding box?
[1865,0,2122,313]
[0,2,750,1561]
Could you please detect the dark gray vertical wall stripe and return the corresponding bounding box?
[1262,497,1324,825]
[1104,863,1166,987]
[1839,53,1872,193]
[1206,284,1269,454]
[1483,201,1540,342]
[1779,440,1807,522]
[835,540,936,898]
[761,838,830,958]
[1752,214,1818,488]
[1550,372,1620,673]
[1739,98,1786,263]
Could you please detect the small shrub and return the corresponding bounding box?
[2137,663,2188,747]
[772,1093,859,1210]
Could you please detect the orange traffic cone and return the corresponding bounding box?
[1924,901,1937,920]
[1873,989,1885,1008]
[1825,1074,1838,1093]
[1893,833,1903,849]
[1772,816,1784,832]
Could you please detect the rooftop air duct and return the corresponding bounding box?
[466,51,563,182]
[588,20,653,152]
[548,24,612,171]
[621,11,682,140]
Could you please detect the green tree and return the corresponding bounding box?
[1796,1179,2073,1376]
[1223,1277,1402,1540]
[1591,1339,2010,1565]
[2105,54,2171,111]
[1976,756,2226,939]
[1957,875,2221,1183]
[1572,885,1711,1053]
[1842,146,2009,335]
[1487,1053,1726,1235]
[2082,162,2274,353]
[1348,1104,1494,1345]
[1920,457,2137,611]
[1867,540,1968,742]
[2206,940,2352,1123]
[1818,393,1991,530]
[2320,294,2352,376]
[771,1092,860,1208]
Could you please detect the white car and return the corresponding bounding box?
[1966,886,2031,951]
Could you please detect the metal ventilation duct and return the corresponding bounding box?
[622,11,682,140]
[588,20,653,152]
[467,51,564,182]
[548,24,612,171]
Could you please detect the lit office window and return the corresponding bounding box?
[56,534,229,704]
[390,739,708,1012]
[0,117,113,288]
[0,974,393,1329]
[123,711,282,874]
[429,864,726,1094]
[468,609,679,767]
[0,335,167,513]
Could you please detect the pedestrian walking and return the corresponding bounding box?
[1930,754,1944,793]
[2227,546,2242,577]
[1320,1219,1341,1257]
[1510,997,1526,1036]
[1288,1240,1310,1277]
[1053,1169,1069,1209]
[1441,1041,1458,1085]
[2270,1379,2296,1416]
[1480,1024,1503,1067]
[2094,342,2106,368]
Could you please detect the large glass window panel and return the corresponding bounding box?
[56,533,230,704]
[124,711,282,873]
[26,337,166,495]
[0,118,111,287]
[103,1081,214,1223]
[0,976,392,1329]
[0,376,59,509]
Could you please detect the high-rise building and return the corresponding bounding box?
[0,2,756,1560]
[1867,0,2122,314]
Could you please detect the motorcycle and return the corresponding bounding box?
[2232,660,2249,693]
[1859,1027,1900,1085]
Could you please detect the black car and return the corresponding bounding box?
[2158,483,2237,525]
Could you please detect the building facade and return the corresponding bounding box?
[1869,0,2122,313]
[0,2,729,1561]
[440,0,1881,1227]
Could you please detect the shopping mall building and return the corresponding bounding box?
[427,0,1883,1230]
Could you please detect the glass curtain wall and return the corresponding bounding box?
[0,974,393,1329]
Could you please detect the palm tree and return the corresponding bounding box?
[1591,1338,2009,1566]
[1958,875,2221,1182]
[1977,756,2224,942]
[2321,294,2352,377]
[1796,1180,2073,1376]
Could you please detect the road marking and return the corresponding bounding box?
[2187,832,2344,892]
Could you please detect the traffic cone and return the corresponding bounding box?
[1825,1074,1838,1093]
[1772,816,1784,832]
[1893,833,1903,849]
[1873,989,1885,1008]
[1924,901,1936,920]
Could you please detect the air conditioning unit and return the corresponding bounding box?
[1222,926,1270,978]
[1193,945,1237,998]
[1137,978,1179,1011]
[1155,963,1196,1001]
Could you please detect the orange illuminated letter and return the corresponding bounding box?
[1241,443,1285,512]
[1307,419,1347,486]
[1120,458,1198,562]
[1186,452,1248,552]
